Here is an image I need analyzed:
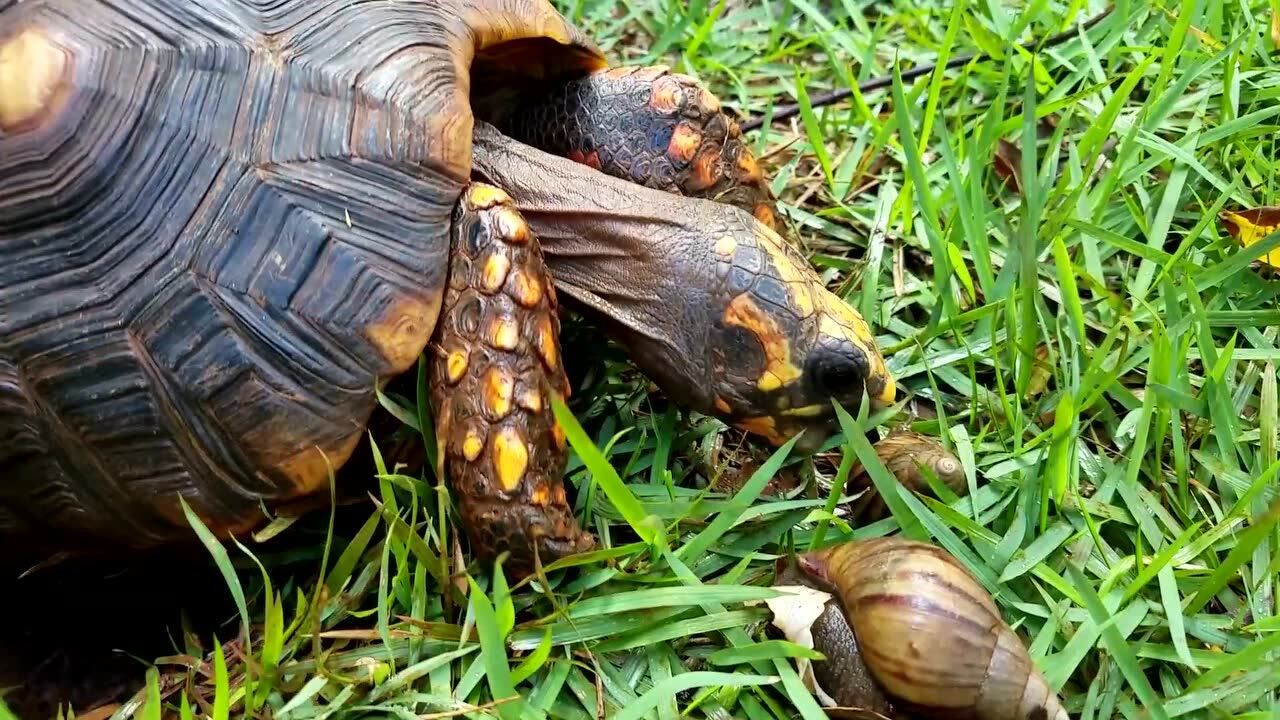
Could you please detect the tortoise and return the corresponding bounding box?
[0,0,898,577]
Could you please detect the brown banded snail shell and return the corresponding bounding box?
[846,430,966,521]
[795,537,1068,720]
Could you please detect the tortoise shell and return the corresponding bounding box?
[0,0,605,547]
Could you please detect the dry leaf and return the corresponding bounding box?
[765,585,840,706]
[1220,206,1280,270]
[1272,0,1280,49]
[993,138,1023,193]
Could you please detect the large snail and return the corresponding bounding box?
[775,537,1068,720]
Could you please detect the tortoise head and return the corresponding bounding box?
[471,123,896,454]
[695,217,896,452]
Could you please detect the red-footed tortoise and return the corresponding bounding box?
[0,0,898,577]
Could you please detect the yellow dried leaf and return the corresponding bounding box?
[1220,206,1280,270]
[1272,0,1280,49]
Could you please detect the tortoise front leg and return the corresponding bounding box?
[493,65,781,230]
[428,183,592,578]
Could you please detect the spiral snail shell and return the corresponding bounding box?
[846,431,966,521]
[795,537,1068,720]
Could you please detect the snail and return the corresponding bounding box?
[846,430,966,521]
[776,537,1068,720]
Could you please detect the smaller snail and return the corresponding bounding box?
[846,430,966,521]
[782,537,1068,720]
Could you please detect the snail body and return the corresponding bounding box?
[795,537,1067,720]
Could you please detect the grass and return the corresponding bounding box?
[16,0,1280,718]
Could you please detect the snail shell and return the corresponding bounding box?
[847,431,966,521]
[798,537,1068,720]
[773,557,896,716]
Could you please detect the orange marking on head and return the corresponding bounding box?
[536,314,558,371]
[649,76,685,114]
[508,268,544,308]
[688,147,722,192]
[493,427,529,491]
[714,396,732,414]
[567,149,587,164]
[462,428,485,461]
[715,236,737,259]
[0,28,70,134]
[483,367,515,419]
[582,150,601,170]
[723,294,802,392]
[481,254,511,294]
[466,184,512,210]
[736,416,790,446]
[668,123,702,164]
[446,349,468,384]
[518,387,543,413]
[487,316,520,351]
[495,206,529,244]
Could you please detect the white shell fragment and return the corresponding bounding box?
[764,585,839,707]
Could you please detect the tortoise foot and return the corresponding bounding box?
[429,182,594,578]
[495,64,779,229]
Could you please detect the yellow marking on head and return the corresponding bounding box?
[466,184,511,210]
[668,122,701,164]
[754,225,816,317]
[509,268,543,308]
[446,349,468,384]
[462,428,485,461]
[715,236,737,259]
[536,314,558,370]
[493,427,529,491]
[481,254,511,293]
[518,388,543,413]
[530,485,550,506]
[495,206,529,244]
[366,294,440,374]
[736,416,790,446]
[0,28,70,133]
[483,367,515,419]
[487,316,520,351]
[713,396,732,414]
[723,294,803,393]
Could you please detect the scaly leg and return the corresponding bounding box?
[493,65,781,230]
[429,183,592,578]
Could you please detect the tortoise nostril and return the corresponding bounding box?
[807,345,868,400]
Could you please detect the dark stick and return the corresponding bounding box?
[739,7,1115,132]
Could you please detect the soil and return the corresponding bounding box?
[0,547,236,719]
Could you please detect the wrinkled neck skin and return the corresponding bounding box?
[470,121,725,415]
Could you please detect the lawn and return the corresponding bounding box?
[13,0,1280,718]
